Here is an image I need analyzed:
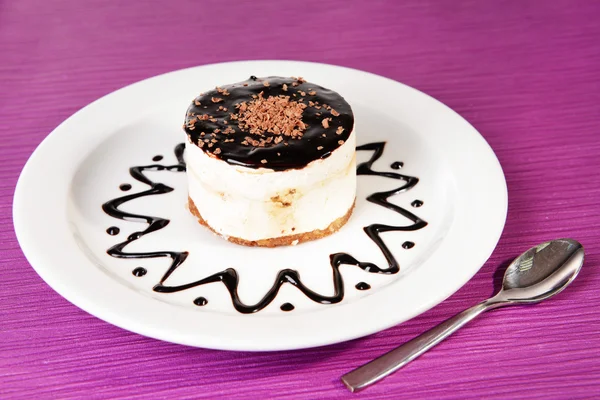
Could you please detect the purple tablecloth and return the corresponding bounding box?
[2,1,599,398]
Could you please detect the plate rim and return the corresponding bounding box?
[13,60,507,351]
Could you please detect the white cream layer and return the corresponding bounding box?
[186,130,356,242]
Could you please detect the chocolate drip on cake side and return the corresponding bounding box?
[103,142,427,314]
[184,76,354,171]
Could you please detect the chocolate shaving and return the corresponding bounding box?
[237,93,307,139]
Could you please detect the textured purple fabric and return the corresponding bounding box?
[2,0,600,398]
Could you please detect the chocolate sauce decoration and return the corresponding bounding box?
[193,297,208,306]
[103,141,427,314]
[102,143,189,286]
[402,241,415,249]
[280,303,295,312]
[119,184,132,191]
[355,282,371,291]
[106,226,120,235]
[152,155,163,162]
[132,267,147,277]
[411,200,423,208]
[184,76,354,171]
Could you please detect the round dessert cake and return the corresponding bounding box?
[183,76,356,247]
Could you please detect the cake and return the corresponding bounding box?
[183,76,356,247]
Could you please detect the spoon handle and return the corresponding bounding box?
[341,300,496,392]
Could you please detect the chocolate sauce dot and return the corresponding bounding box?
[132,267,147,277]
[402,241,415,249]
[152,155,163,162]
[106,226,120,235]
[355,282,371,290]
[250,75,257,80]
[193,297,208,306]
[411,200,424,208]
[391,161,404,169]
[280,303,295,311]
[119,183,132,191]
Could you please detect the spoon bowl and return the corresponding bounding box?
[497,239,584,304]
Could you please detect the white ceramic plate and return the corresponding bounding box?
[13,61,507,351]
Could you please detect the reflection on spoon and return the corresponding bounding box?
[342,238,585,392]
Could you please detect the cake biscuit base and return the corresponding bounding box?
[188,196,355,247]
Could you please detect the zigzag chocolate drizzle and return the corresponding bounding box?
[103,142,427,313]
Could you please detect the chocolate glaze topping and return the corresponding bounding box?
[183,76,354,171]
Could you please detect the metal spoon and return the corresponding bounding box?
[341,238,584,392]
